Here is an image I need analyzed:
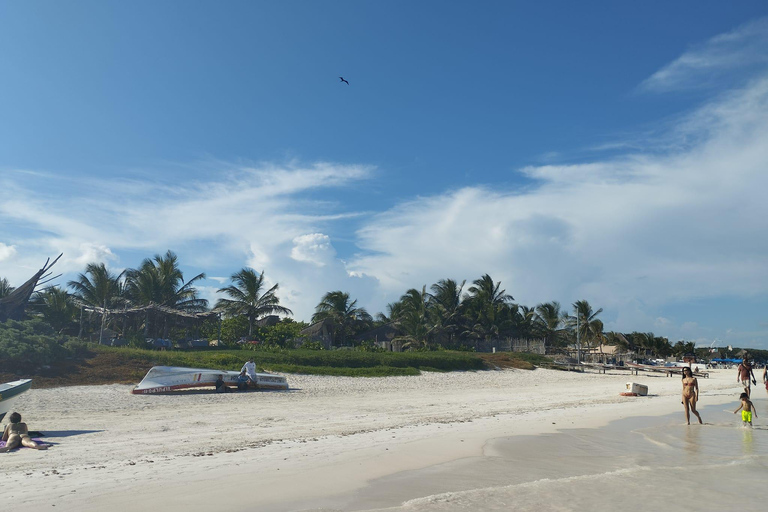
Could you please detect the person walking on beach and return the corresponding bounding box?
[681,367,702,425]
[737,358,756,397]
[0,412,47,452]
[763,365,768,394]
[734,392,757,427]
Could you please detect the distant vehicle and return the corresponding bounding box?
[147,338,172,350]
[236,337,260,346]
[174,339,209,349]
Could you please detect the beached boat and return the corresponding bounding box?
[0,379,32,422]
[131,366,289,394]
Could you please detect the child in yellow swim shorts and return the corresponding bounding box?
[734,392,757,427]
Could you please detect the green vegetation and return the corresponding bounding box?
[76,345,485,377]
[6,249,749,367]
[0,319,75,371]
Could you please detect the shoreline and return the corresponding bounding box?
[1,368,744,511]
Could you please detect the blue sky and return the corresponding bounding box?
[2,1,768,348]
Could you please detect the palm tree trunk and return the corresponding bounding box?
[98,300,107,345]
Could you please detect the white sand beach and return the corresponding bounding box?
[0,368,750,511]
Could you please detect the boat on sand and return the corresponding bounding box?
[0,379,32,421]
[131,366,289,394]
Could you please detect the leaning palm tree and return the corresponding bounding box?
[312,291,372,346]
[214,268,292,336]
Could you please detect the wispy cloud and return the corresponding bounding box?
[640,17,768,92]
[349,74,768,343]
[0,161,374,319]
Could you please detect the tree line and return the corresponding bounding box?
[0,250,698,355]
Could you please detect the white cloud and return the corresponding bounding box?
[0,161,374,313]
[0,243,17,262]
[641,17,768,92]
[349,74,768,343]
[290,233,336,267]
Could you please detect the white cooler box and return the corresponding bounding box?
[626,382,648,396]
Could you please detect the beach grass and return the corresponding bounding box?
[0,345,551,387]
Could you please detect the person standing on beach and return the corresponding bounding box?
[734,392,757,427]
[681,367,702,425]
[737,358,756,397]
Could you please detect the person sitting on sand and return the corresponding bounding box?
[0,412,47,452]
[681,367,702,425]
[241,358,257,381]
[214,375,230,393]
[734,392,757,427]
[237,370,253,391]
[737,358,756,397]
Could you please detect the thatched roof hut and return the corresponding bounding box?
[0,255,61,322]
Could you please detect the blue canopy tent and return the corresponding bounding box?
[711,358,743,364]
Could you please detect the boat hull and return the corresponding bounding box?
[131,366,288,394]
[0,379,33,422]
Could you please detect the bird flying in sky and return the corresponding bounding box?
[339,76,349,85]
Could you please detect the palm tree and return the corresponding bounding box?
[125,250,207,310]
[429,279,465,344]
[214,268,292,336]
[68,263,124,341]
[569,300,604,356]
[312,291,372,346]
[534,301,567,347]
[29,286,78,334]
[0,277,14,299]
[393,286,434,350]
[464,274,513,342]
[124,250,207,337]
[511,304,536,339]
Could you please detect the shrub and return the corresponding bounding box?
[0,318,73,370]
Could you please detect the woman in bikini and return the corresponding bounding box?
[682,367,702,425]
[0,412,47,452]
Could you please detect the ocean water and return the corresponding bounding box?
[303,397,768,512]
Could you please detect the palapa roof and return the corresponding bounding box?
[0,255,62,322]
[300,318,334,337]
[355,322,402,342]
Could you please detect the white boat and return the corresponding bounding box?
[0,379,32,422]
[131,366,289,394]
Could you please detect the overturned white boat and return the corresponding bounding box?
[131,366,289,394]
[0,379,32,422]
